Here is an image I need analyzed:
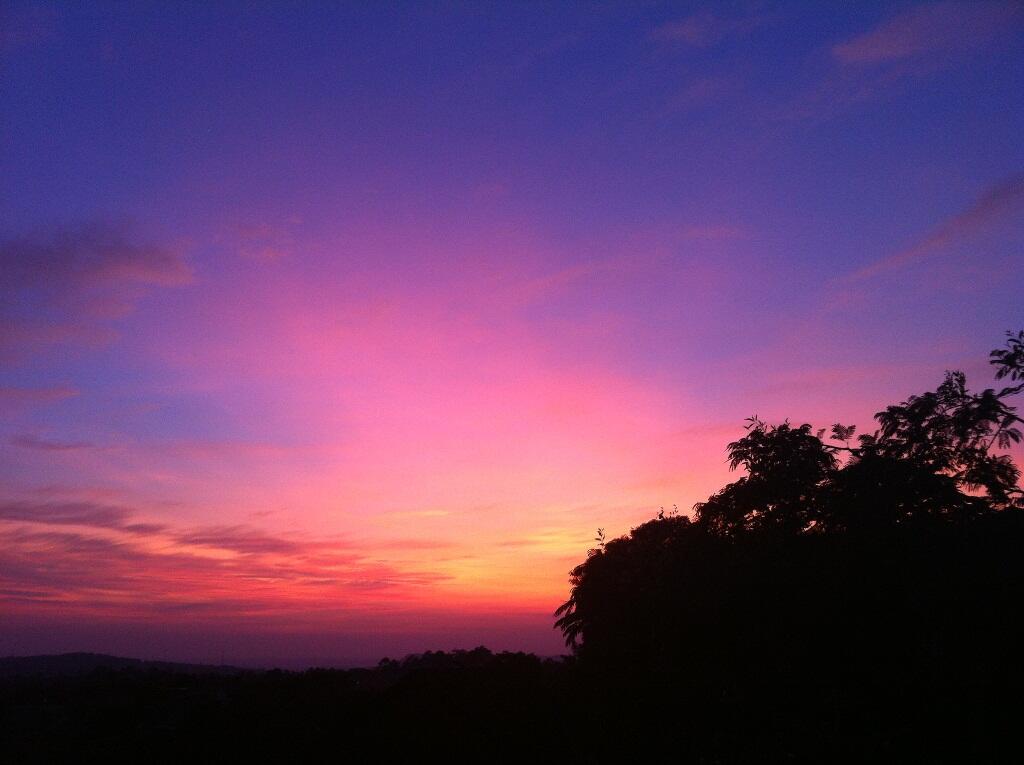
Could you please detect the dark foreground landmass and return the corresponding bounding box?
[0,653,245,678]
[5,335,1023,762]
[2,644,1020,763]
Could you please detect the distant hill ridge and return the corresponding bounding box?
[0,652,244,677]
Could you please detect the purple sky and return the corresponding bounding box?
[1,1,1023,666]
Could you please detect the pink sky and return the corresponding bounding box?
[2,1,1023,665]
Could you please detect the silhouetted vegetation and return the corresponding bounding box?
[5,334,1023,762]
[549,330,1024,758]
[1,649,581,761]
[556,331,1022,655]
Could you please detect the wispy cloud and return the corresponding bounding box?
[652,11,764,47]
[175,525,307,556]
[0,501,455,624]
[1,221,191,292]
[779,2,1023,121]
[0,500,325,554]
[845,172,1024,281]
[0,386,77,413]
[0,221,192,358]
[0,501,140,531]
[664,75,735,113]
[226,218,302,261]
[833,1,1022,65]
[10,433,94,451]
[679,224,746,241]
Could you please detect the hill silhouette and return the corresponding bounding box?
[0,653,244,678]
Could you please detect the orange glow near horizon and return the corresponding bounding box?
[2,1,1023,665]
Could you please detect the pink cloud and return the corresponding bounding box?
[0,500,137,530]
[846,172,1024,281]
[0,498,464,626]
[652,11,764,47]
[174,524,309,555]
[224,218,301,261]
[833,1,1023,65]
[776,3,1023,122]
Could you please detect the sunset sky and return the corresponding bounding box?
[2,1,1023,666]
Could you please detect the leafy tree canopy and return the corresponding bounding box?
[556,332,1024,655]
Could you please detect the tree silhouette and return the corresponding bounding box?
[695,418,837,535]
[556,331,1024,675]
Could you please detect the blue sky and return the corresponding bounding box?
[1,1,1023,664]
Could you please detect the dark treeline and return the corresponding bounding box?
[4,332,1023,762]
[2,649,576,761]
[4,641,1020,762]
[556,331,1024,670]
[549,330,1024,759]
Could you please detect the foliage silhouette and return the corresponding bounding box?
[556,331,1024,677]
[5,334,1023,762]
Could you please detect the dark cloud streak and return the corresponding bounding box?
[10,433,94,451]
[846,172,1024,281]
[0,221,191,358]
